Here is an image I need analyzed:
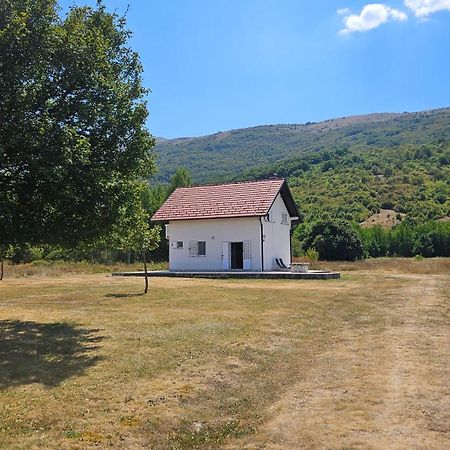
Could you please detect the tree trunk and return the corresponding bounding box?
[143,250,148,293]
[0,260,3,281]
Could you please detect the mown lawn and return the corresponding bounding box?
[0,260,449,449]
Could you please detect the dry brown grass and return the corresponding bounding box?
[0,260,448,449]
[311,257,450,274]
[1,260,167,279]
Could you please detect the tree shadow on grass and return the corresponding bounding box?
[0,320,105,389]
[104,293,145,298]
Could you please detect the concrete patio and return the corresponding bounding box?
[111,270,340,280]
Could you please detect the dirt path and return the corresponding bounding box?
[230,274,450,449]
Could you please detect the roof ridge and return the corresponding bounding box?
[174,177,285,191]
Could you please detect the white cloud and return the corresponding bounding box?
[404,0,450,17]
[337,8,351,15]
[340,3,408,35]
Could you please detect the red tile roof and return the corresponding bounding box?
[151,179,294,222]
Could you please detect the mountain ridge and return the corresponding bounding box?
[156,107,449,141]
[153,106,450,183]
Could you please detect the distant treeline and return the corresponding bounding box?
[293,220,450,260]
[359,221,450,258]
[7,219,449,266]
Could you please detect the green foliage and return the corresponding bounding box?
[304,247,319,262]
[0,0,155,249]
[143,168,193,260]
[0,244,12,260]
[294,220,449,260]
[301,220,364,261]
[254,142,449,224]
[359,226,389,257]
[168,167,193,195]
[109,182,161,254]
[3,167,193,265]
[358,221,450,257]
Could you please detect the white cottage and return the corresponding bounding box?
[151,179,299,272]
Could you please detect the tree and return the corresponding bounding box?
[390,223,415,256]
[0,245,12,281]
[111,183,160,293]
[168,168,192,195]
[0,0,155,252]
[302,220,363,261]
[142,168,193,261]
[360,225,389,257]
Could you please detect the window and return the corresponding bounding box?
[281,213,288,225]
[189,240,206,256]
[198,241,206,256]
[176,241,183,249]
[165,224,170,239]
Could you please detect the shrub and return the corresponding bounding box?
[360,225,389,257]
[10,246,34,264]
[30,259,51,266]
[305,247,319,262]
[302,220,364,261]
[390,223,416,256]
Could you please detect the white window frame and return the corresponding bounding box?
[281,213,288,225]
[165,224,170,239]
[176,241,183,249]
[198,241,206,256]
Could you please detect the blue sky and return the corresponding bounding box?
[60,1,450,138]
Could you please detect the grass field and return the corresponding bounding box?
[0,259,449,449]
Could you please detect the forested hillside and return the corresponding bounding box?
[242,142,449,223]
[154,107,450,223]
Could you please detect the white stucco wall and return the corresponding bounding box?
[262,193,292,270]
[168,217,263,271]
[167,194,293,272]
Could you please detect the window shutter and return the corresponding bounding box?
[243,241,251,260]
[222,241,230,270]
[243,241,252,270]
[189,241,198,256]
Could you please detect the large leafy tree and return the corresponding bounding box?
[0,0,155,251]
